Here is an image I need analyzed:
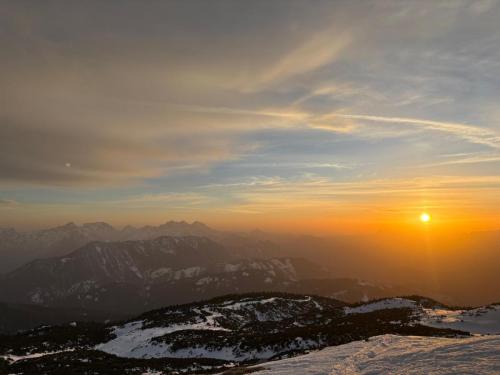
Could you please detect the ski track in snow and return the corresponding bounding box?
[250,334,500,374]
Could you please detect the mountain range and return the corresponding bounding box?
[4,221,500,307]
[0,235,317,312]
[0,235,411,327]
[0,221,288,274]
[0,221,220,273]
[4,219,500,336]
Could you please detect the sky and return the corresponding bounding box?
[1,0,500,233]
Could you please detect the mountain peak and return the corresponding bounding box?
[163,220,189,226]
[82,222,115,230]
[59,222,78,229]
[192,220,210,228]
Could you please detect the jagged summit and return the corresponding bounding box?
[82,222,116,230]
[0,220,218,273]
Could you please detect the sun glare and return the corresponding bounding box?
[420,212,431,223]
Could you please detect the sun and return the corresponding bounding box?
[420,212,431,223]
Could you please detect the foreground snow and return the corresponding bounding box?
[251,334,500,374]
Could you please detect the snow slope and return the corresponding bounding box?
[1,349,74,363]
[251,334,500,374]
[344,298,417,314]
[420,304,500,335]
[344,297,500,335]
[95,311,229,358]
[95,295,335,361]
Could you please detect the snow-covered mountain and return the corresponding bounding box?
[3,222,500,307]
[0,236,335,313]
[119,220,218,241]
[4,293,499,374]
[0,221,226,273]
[0,220,291,275]
[6,236,229,285]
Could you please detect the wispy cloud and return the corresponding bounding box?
[244,28,352,91]
[329,114,500,149]
[237,175,500,195]
[107,192,213,208]
[423,153,500,167]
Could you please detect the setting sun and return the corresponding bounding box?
[420,212,431,223]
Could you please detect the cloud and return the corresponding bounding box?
[0,1,354,187]
[198,174,500,214]
[0,116,244,186]
[328,114,500,149]
[105,192,214,209]
[1,0,500,206]
[423,154,500,167]
[243,28,352,91]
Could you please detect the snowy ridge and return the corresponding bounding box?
[95,311,229,358]
[250,334,500,374]
[420,304,500,334]
[0,221,223,273]
[95,295,500,362]
[343,296,500,335]
[95,294,337,360]
[344,297,417,314]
